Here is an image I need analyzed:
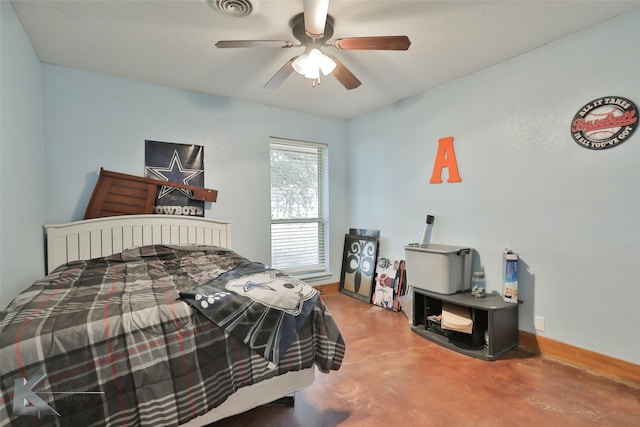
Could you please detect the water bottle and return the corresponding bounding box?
[471,272,486,298]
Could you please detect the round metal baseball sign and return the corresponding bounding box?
[570,96,638,150]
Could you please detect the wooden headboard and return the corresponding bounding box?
[84,168,218,219]
[44,214,232,274]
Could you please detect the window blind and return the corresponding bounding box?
[270,138,327,275]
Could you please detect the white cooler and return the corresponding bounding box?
[404,243,473,294]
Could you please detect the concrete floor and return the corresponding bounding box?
[211,292,640,426]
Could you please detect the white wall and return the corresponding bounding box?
[0,1,46,309]
[347,10,640,364]
[41,65,349,285]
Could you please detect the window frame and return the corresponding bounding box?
[269,137,329,278]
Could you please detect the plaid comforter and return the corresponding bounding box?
[0,245,345,427]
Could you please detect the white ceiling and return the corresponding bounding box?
[11,0,640,120]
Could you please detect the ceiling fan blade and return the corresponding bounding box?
[332,36,411,51]
[215,40,295,48]
[303,0,330,38]
[264,57,297,89]
[327,55,361,90]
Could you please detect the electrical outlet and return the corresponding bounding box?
[534,316,545,332]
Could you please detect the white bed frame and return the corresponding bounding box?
[43,214,314,425]
[45,214,232,274]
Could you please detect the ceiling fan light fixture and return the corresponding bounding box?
[292,48,336,80]
[304,66,320,80]
[291,53,309,75]
[317,52,336,75]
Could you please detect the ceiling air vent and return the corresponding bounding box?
[207,0,257,18]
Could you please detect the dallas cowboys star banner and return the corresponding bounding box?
[145,140,205,217]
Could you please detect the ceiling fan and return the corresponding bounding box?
[215,0,411,90]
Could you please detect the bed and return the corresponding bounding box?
[0,215,345,426]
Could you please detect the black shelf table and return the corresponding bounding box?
[412,288,519,360]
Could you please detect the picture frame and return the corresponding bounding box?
[372,257,407,312]
[339,234,379,303]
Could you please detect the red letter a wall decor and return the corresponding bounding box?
[429,136,462,184]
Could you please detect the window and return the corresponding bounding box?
[270,138,328,276]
